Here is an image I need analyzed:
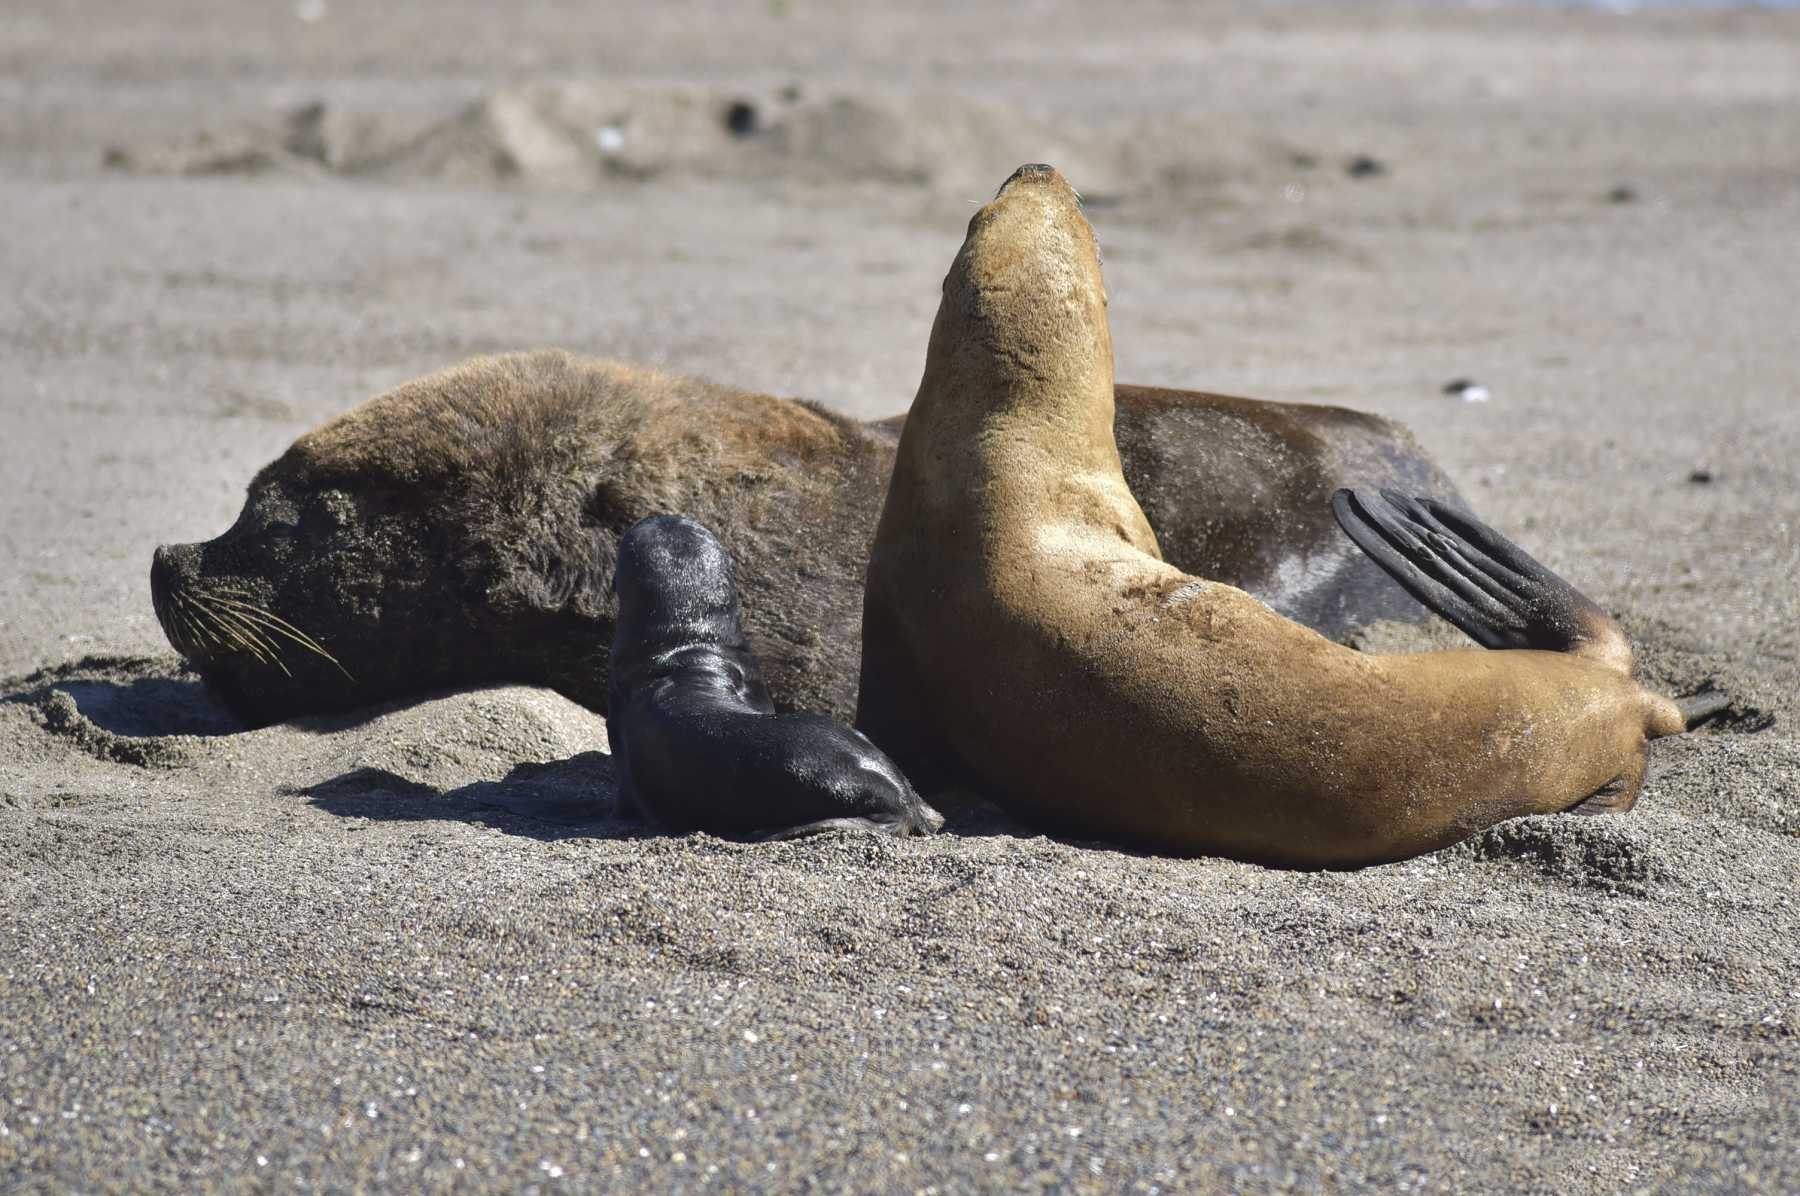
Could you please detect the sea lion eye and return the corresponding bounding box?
[309,489,356,528]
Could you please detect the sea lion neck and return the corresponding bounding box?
[908,165,1117,472]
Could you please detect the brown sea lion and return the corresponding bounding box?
[152,350,1461,728]
[855,164,1689,867]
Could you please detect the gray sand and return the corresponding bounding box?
[3,3,1796,1191]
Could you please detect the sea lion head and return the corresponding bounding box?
[151,352,621,725]
[609,514,748,660]
[922,164,1112,416]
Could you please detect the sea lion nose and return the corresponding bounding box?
[997,163,1063,196]
[150,543,196,599]
[149,545,183,643]
[150,544,174,598]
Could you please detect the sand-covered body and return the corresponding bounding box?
[151,352,888,723]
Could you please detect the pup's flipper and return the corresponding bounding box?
[1329,488,1620,658]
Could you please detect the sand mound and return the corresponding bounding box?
[3,655,619,830]
[1459,816,1670,895]
[100,84,1263,199]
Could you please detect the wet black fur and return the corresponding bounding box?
[606,515,940,838]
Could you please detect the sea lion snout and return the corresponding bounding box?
[149,543,200,654]
[150,541,199,586]
[967,165,1096,282]
[149,542,184,600]
[150,526,357,713]
[997,163,1064,195]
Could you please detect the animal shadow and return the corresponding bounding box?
[1,655,244,738]
[53,675,245,737]
[296,752,639,842]
[296,757,1036,846]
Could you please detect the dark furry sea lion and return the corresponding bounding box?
[151,351,1462,726]
[606,514,939,837]
[856,164,1689,867]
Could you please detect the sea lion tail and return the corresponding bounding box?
[1329,488,1631,670]
[1673,687,1732,730]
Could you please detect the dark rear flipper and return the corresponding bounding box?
[1329,488,1627,666]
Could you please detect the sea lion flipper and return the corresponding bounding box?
[1330,488,1521,649]
[609,515,940,839]
[1674,688,1732,729]
[1330,488,1616,656]
[758,802,946,840]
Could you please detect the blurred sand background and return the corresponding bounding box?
[2,2,1797,1191]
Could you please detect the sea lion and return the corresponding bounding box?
[855,164,1690,867]
[151,353,1461,728]
[606,514,940,837]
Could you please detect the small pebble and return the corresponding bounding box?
[1346,155,1387,179]
[1442,378,1490,402]
[724,101,759,138]
[1687,469,1715,485]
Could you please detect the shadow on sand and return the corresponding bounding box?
[1,656,244,737]
[53,675,244,737]
[294,753,638,843]
[294,756,1049,847]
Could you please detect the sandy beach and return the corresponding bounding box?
[3,2,1797,1190]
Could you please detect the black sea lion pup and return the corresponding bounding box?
[606,514,942,838]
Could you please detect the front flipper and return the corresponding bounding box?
[1330,488,1627,667]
